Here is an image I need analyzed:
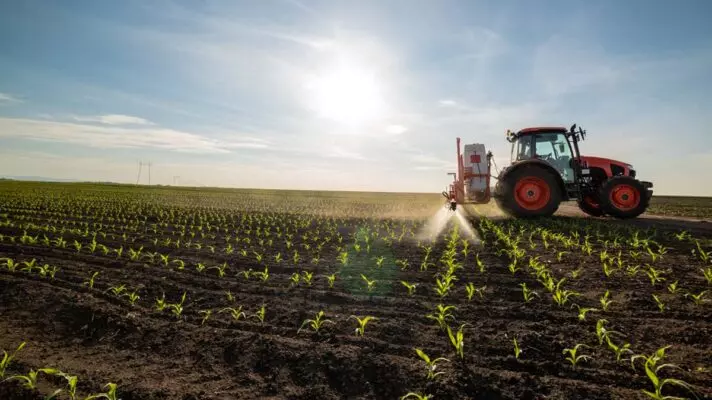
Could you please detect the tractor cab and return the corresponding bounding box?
[507,127,578,183]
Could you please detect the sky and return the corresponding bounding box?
[0,0,711,195]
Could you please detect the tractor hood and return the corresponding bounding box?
[579,156,634,176]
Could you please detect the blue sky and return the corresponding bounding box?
[1,0,711,194]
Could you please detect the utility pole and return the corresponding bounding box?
[136,161,152,185]
[136,161,143,185]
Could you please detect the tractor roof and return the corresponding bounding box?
[517,126,567,135]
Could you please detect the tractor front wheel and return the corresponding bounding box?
[495,165,561,218]
[599,176,649,219]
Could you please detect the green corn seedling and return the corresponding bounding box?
[652,294,666,312]
[631,346,671,371]
[513,337,522,359]
[361,274,376,293]
[520,283,539,303]
[600,290,614,311]
[199,310,212,325]
[171,259,185,270]
[701,267,712,285]
[667,281,679,294]
[400,393,432,400]
[290,272,300,287]
[107,284,126,296]
[225,290,235,302]
[124,290,140,305]
[693,240,710,263]
[239,268,252,279]
[252,304,266,324]
[552,280,579,307]
[373,255,384,268]
[685,290,706,306]
[414,348,449,380]
[465,283,476,301]
[350,315,377,336]
[220,306,246,321]
[563,344,591,366]
[155,293,167,311]
[1,342,26,378]
[301,270,313,286]
[426,304,457,330]
[325,273,337,288]
[298,310,334,334]
[596,319,620,345]
[169,292,187,318]
[446,324,467,358]
[646,266,666,285]
[5,369,40,389]
[475,253,485,273]
[254,267,270,282]
[602,261,618,278]
[638,360,698,400]
[508,261,521,275]
[605,335,632,362]
[84,383,119,400]
[434,276,455,298]
[58,372,78,400]
[2,258,18,272]
[113,246,123,258]
[570,268,583,279]
[401,281,417,296]
[573,304,598,321]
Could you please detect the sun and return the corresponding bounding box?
[305,66,386,125]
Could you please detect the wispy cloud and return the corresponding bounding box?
[0,92,22,104]
[385,124,408,135]
[327,146,367,160]
[438,99,459,107]
[0,117,269,154]
[70,114,154,125]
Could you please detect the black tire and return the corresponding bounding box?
[577,195,605,217]
[599,176,649,219]
[494,165,562,218]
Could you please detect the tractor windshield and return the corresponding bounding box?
[511,132,575,182]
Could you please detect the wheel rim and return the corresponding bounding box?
[609,184,640,211]
[514,177,551,211]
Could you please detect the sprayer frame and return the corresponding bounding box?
[443,137,493,210]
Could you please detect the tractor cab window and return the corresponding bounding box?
[512,135,533,162]
[534,133,574,182]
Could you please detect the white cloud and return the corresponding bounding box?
[71,114,155,125]
[0,117,269,154]
[385,124,408,135]
[0,93,22,104]
[438,99,459,107]
[327,146,367,160]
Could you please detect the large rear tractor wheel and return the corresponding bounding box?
[495,165,562,218]
[577,195,605,217]
[599,176,649,219]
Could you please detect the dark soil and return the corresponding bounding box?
[1,187,711,400]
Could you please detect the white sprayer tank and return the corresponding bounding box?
[463,143,489,200]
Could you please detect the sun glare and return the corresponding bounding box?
[306,66,385,125]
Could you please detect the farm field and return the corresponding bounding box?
[1,181,711,400]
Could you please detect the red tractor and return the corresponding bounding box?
[443,124,653,219]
